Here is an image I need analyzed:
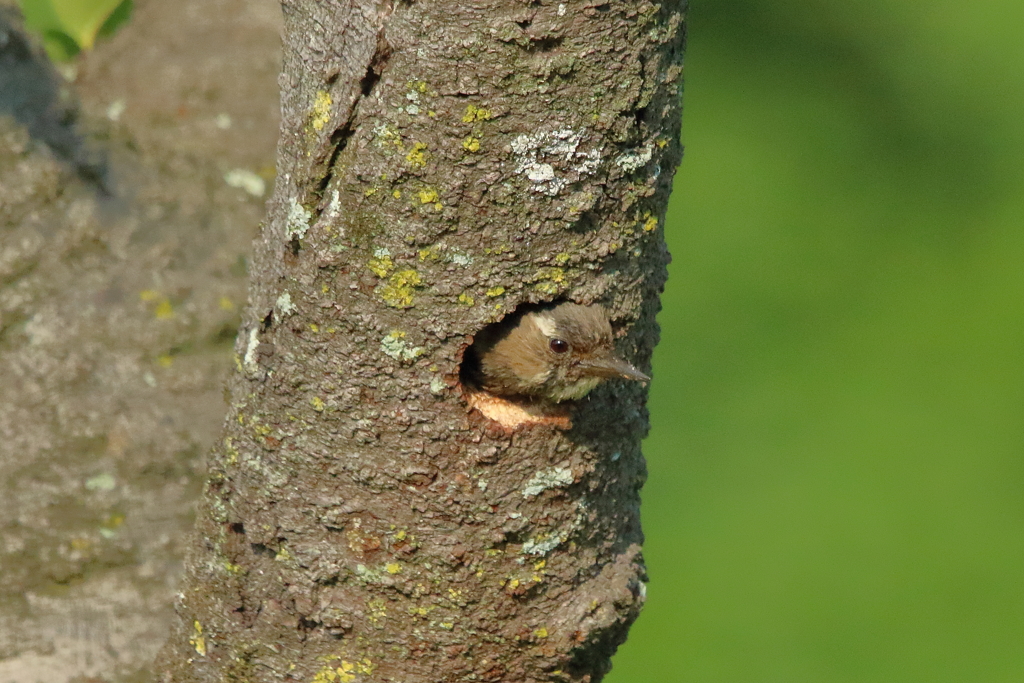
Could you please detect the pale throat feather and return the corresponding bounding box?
[548,376,601,402]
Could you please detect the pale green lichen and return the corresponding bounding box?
[521,529,569,556]
[373,123,404,150]
[510,128,601,196]
[523,467,574,497]
[286,199,312,240]
[615,143,654,172]
[380,330,425,362]
[462,136,481,152]
[485,286,505,298]
[276,291,295,316]
[524,499,589,555]
[355,565,384,584]
[458,292,475,306]
[399,80,434,116]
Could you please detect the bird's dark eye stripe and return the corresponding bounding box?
[549,339,569,353]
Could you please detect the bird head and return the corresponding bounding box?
[469,302,650,402]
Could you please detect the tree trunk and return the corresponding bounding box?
[155,0,685,681]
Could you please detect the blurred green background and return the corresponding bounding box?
[609,1,1024,681]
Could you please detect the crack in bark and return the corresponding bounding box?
[312,32,392,217]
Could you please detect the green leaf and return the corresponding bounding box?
[19,0,132,60]
[96,0,131,40]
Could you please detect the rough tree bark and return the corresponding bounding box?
[155,0,685,681]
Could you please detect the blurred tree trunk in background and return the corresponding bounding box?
[155,0,684,681]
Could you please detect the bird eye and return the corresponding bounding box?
[549,339,569,354]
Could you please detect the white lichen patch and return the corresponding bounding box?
[276,291,296,316]
[380,330,425,362]
[510,128,602,196]
[521,531,569,556]
[614,143,654,173]
[522,497,588,555]
[323,189,342,223]
[243,327,260,374]
[429,376,446,395]
[522,467,575,497]
[373,122,404,149]
[355,564,385,583]
[449,251,473,266]
[526,163,555,183]
[286,199,311,240]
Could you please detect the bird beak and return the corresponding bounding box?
[581,356,651,383]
